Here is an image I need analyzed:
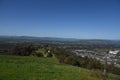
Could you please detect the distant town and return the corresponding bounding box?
[73,49,120,66]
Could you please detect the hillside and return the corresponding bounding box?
[0,56,119,80]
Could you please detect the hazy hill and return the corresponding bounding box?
[0,36,78,41]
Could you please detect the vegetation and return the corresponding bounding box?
[0,55,119,80]
[5,44,120,75]
[12,44,35,56]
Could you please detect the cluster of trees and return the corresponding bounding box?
[107,65,120,75]
[55,49,102,69]
[12,44,35,56]
[12,44,54,57]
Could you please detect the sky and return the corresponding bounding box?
[0,0,120,39]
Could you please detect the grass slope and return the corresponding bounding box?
[0,56,119,80]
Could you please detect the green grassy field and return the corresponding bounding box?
[0,55,119,80]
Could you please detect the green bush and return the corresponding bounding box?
[64,55,79,66]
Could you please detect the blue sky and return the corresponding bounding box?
[0,0,120,39]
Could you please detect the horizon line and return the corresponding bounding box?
[0,35,120,40]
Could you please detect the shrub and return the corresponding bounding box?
[64,55,79,66]
[36,52,43,57]
[46,52,53,57]
[56,55,66,63]
[32,49,44,57]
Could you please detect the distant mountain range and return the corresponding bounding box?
[0,35,79,41]
[0,35,120,44]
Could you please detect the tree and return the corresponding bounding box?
[12,44,35,56]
